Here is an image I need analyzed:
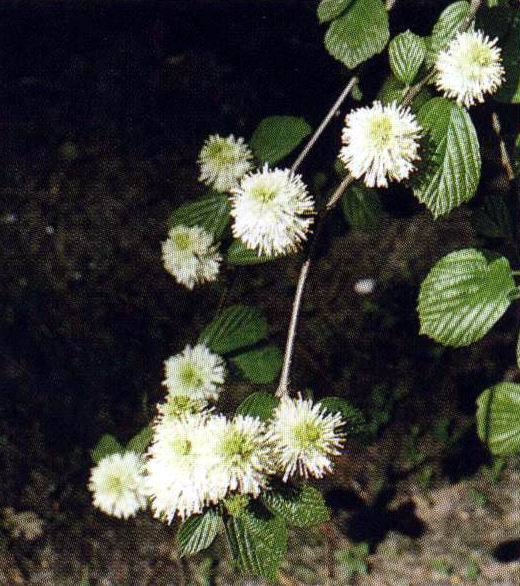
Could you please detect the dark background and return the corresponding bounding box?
[0,1,518,583]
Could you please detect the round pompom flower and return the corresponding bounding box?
[339,101,422,188]
[203,414,272,499]
[88,452,147,519]
[162,224,221,290]
[198,134,253,192]
[145,413,211,522]
[230,165,315,256]
[435,29,505,108]
[157,394,209,420]
[266,395,345,481]
[163,343,225,402]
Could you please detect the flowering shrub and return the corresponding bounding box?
[88,0,520,580]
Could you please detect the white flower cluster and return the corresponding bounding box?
[198,134,253,193]
[230,165,315,256]
[435,29,505,108]
[340,101,422,188]
[162,224,221,290]
[145,394,345,522]
[88,451,147,519]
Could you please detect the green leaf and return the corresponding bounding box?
[476,383,520,455]
[250,116,312,165]
[168,194,231,240]
[426,1,471,67]
[389,30,427,85]
[472,193,513,239]
[377,74,433,112]
[413,97,481,218]
[494,12,520,103]
[199,305,268,354]
[236,392,280,421]
[418,248,516,347]
[226,239,279,265]
[262,484,330,527]
[324,0,389,69]
[341,184,385,232]
[177,509,223,557]
[126,426,154,455]
[318,396,367,437]
[91,434,123,464]
[317,0,354,23]
[225,511,288,581]
[232,345,283,384]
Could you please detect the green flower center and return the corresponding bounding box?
[106,473,125,495]
[179,362,204,389]
[165,395,200,417]
[173,231,192,251]
[221,430,254,463]
[171,437,192,456]
[369,114,394,150]
[251,183,278,203]
[463,42,493,79]
[293,421,322,449]
[206,141,236,165]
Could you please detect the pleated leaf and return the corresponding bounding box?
[232,345,283,384]
[317,0,354,23]
[389,30,426,85]
[318,396,368,438]
[168,193,231,240]
[262,484,330,528]
[250,116,312,165]
[126,426,154,455]
[199,305,268,354]
[91,434,123,464]
[425,1,470,67]
[225,511,288,581]
[236,392,279,421]
[413,97,481,218]
[324,0,389,70]
[341,184,385,232]
[177,509,223,557]
[418,248,515,347]
[476,383,520,455]
[226,239,279,265]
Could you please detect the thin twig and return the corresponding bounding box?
[291,77,359,173]
[276,173,355,396]
[492,111,515,182]
[276,0,484,397]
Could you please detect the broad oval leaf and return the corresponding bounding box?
[226,239,279,265]
[341,184,385,232]
[317,0,354,23]
[231,345,283,384]
[225,511,288,581]
[413,97,481,218]
[91,434,123,464]
[177,509,223,557]
[262,484,330,528]
[199,305,268,354]
[426,1,470,67]
[236,392,280,421]
[389,30,426,85]
[476,382,520,455]
[250,116,312,165]
[324,0,389,70]
[168,193,231,240]
[418,248,515,347]
[126,426,153,455]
